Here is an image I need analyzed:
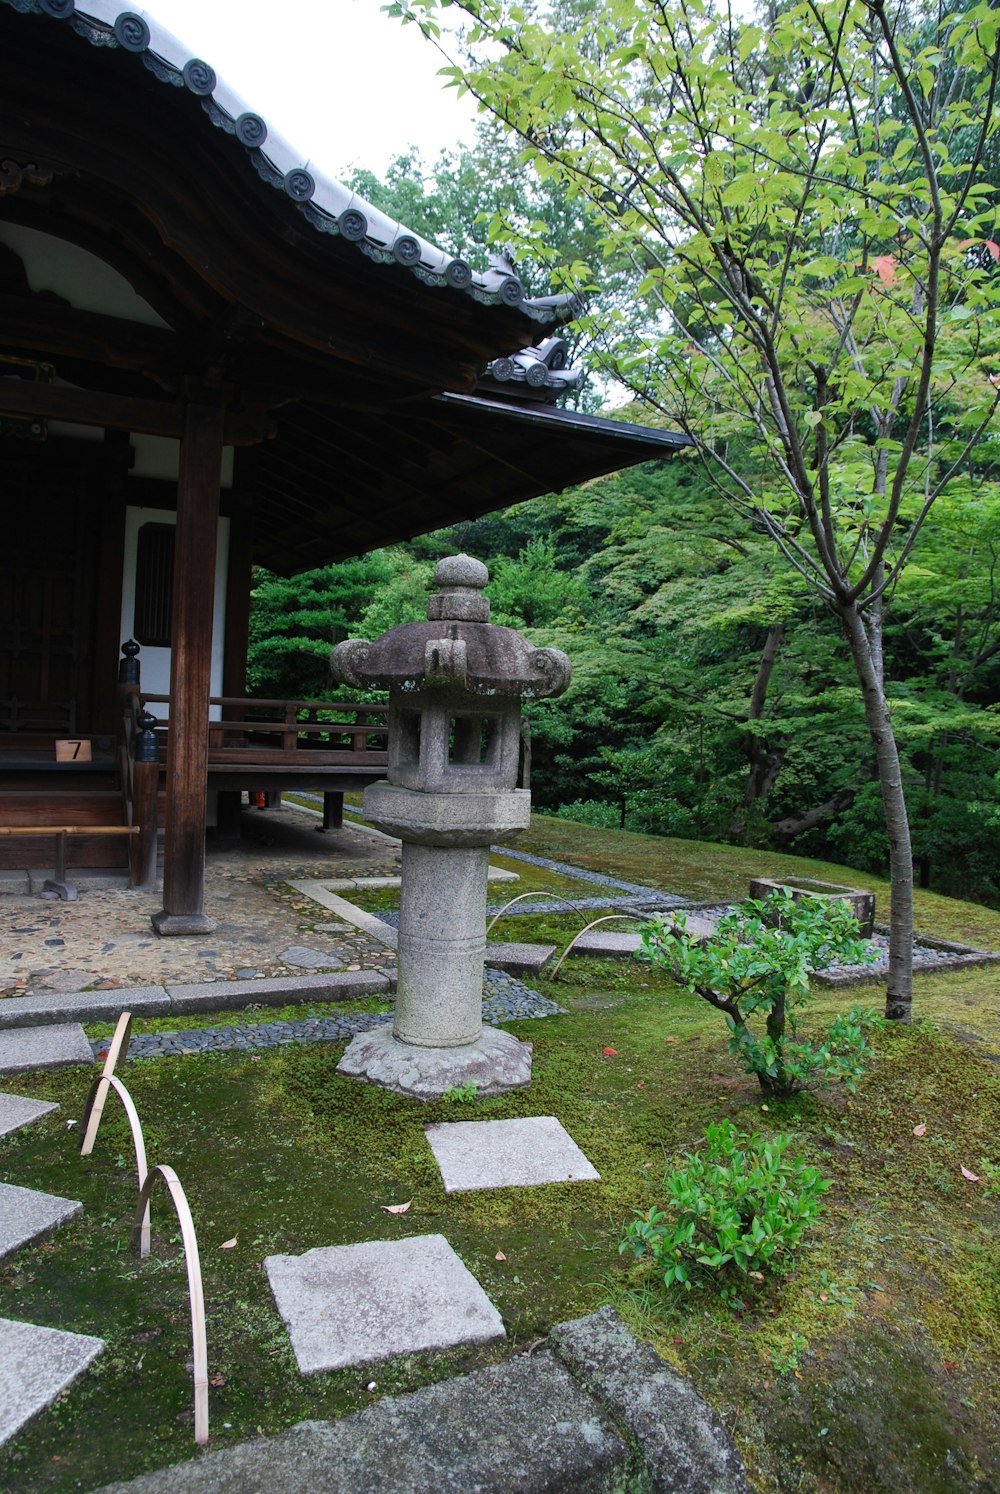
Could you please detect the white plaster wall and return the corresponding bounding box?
[120,506,230,721]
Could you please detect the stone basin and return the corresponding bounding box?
[748,875,875,938]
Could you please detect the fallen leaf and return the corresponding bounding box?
[495,1250,506,1261]
[943,1360,960,1372]
[665,1036,677,1044]
[748,1271,765,1282]
[913,1123,927,1137]
[961,1166,981,1182]
[209,1374,226,1387]
[818,1292,829,1302]
[382,1201,412,1215]
[220,1237,238,1249]
[636,1082,645,1089]
[602,1047,619,1056]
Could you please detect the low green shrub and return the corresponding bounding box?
[620,1120,830,1294]
[641,889,881,1097]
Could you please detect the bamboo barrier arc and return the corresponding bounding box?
[549,912,650,979]
[80,1010,132,1155]
[485,890,589,937]
[132,1165,209,1446]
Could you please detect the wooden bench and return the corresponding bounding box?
[0,824,139,899]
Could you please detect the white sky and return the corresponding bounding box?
[144,0,478,180]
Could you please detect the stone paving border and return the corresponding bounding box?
[0,1317,105,1449]
[0,971,393,1031]
[93,1308,751,1494]
[287,880,398,947]
[0,1092,59,1137]
[265,1234,506,1374]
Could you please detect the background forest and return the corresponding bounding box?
[250,54,1000,910]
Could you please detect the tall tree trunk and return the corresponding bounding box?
[837,601,913,1020]
[730,622,784,838]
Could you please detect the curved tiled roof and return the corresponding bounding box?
[2,0,580,327]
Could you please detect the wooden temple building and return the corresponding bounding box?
[0,0,688,933]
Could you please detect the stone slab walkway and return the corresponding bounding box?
[484,942,556,975]
[265,1234,505,1375]
[0,1317,104,1448]
[0,1180,82,1262]
[425,1116,600,1193]
[0,1023,93,1074]
[0,1091,59,1137]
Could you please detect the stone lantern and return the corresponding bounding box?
[330,554,571,1099]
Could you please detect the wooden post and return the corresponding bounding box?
[152,404,223,936]
[322,791,344,831]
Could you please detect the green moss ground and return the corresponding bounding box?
[2,819,999,1491]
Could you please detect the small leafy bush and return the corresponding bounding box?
[642,890,880,1097]
[621,1121,830,1293]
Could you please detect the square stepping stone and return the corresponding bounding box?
[0,1182,83,1262]
[0,1092,59,1138]
[0,1024,93,1075]
[485,942,557,975]
[425,1117,600,1194]
[265,1234,505,1375]
[0,1317,104,1447]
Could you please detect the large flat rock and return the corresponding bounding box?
[0,1317,104,1448]
[425,1116,600,1193]
[0,1091,59,1137]
[0,1023,93,1074]
[0,1181,83,1262]
[94,1351,627,1492]
[265,1233,505,1375]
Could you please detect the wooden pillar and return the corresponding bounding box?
[151,404,223,936]
[216,512,255,845]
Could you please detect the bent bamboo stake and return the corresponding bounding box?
[485,890,588,937]
[132,1165,209,1445]
[549,913,650,980]
[80,1010,132,1155]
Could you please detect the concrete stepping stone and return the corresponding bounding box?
[0,1181,83,1262]
[0,1024,93,1074]
[0,1317,104,1448]
[425,1116,600,1194]
[265,1233,505,1375]
[572,929,644,956]
[0,1092,59,1138]
[484,942,557,976]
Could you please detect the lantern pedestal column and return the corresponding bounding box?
[336,783,533,1100]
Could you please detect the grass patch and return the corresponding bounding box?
[2,820,999,1491]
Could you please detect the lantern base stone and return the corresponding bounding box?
[336,1024,532,1101]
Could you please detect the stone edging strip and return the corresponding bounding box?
[93,1307,751,1494]
[0,971,392,1031]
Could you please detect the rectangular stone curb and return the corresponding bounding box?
[288,880,398,948]
[166,970,390,1015]
[0,1182,83,1262]
[93,1351,630,1493]
[0,1317,105,1448]
[0,988,170,1030]
[549,1307,752,1494]
[0,1024,94,1074]
[0,1092,59,1137]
